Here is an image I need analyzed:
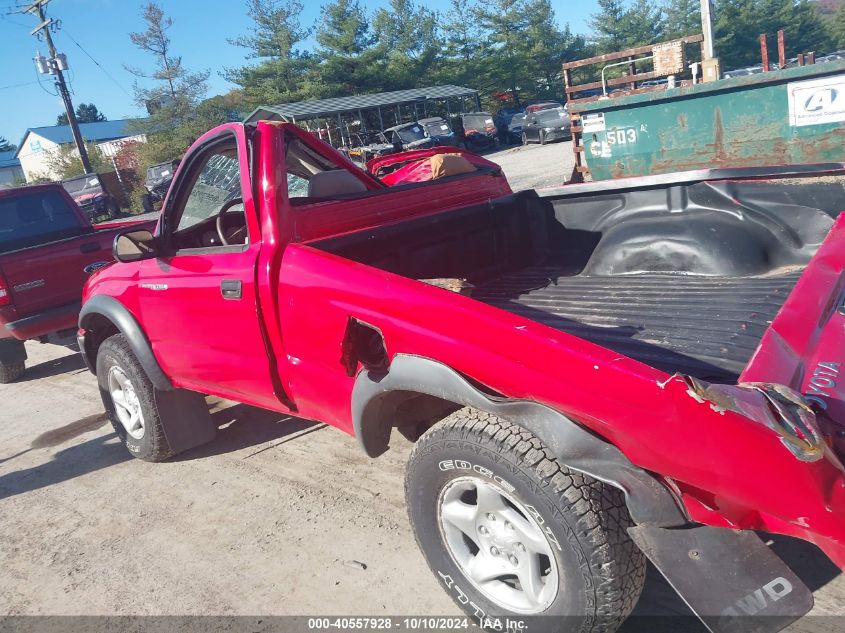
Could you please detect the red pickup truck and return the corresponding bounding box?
[0,183,153,382]
[78,121,845,633]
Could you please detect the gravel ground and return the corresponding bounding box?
[485,140,575,191]
[2,343,844,629]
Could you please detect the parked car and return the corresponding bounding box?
[525,101,564,114]
[62,172,124,223]
[0,183,154,382]
[345,132,397,164]
[495,107,526,144]
[78,120,845,633]
[457,112,498,152]
[142,159,179,213]
[383,122,436,152]
[521,107,571,145]
[418,117,458,146]
[506,112,528,144]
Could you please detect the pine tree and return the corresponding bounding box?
[312,0,379,97]
[663,0,700,39]
[0,137,16,152]
[57,103,107,126]
[372,0,440,90]
[224,0,312,107]
[590,0,628,53]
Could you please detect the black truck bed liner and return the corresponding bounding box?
[472,268,802,382]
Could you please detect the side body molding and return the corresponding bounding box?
[78,294,173,391]
[351,353,687,528]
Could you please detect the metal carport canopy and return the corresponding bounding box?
[244,85,480,123]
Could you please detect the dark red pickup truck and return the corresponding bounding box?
[0,183,153,382]
[78,121,845,633]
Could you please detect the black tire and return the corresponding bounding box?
[0,360,25,384]
[96,333,173,462]
[405,409,645,633]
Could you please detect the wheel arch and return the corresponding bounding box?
[78,295,172,391]
[352,353,686,528]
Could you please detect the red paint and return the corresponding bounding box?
[0,183,155,342]
[82,122,845,569]
[368,147,509,187]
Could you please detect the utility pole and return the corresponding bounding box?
[24,0,93,173]
[700,0,715,60]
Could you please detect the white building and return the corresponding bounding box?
[14,119,146,182]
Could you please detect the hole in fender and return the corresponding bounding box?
[340,317,389,376]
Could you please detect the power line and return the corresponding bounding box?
[59,27,134,100]
[0,79,39,90]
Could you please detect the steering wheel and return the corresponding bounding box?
[215,198,246,246]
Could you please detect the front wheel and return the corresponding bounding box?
[405,409,645,632]
[96,333,174,462]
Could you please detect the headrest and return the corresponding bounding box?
[307,170,368,198]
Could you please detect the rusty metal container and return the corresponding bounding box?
[577,60,845,181]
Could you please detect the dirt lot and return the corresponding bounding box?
[486,140,575,191]
[2,342,844,630]
[2,152,845,630]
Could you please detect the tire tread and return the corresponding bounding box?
[406,408,645,631]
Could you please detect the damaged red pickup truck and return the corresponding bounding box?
[78,121,845,633]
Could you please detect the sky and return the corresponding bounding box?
[0,0,602,146]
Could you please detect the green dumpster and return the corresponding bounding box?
[578,60,845,181]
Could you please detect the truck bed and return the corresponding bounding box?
[313,183,837,383]
[472,267,801,382]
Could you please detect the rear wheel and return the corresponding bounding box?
[96,333,173,462]
[405,409,645,632]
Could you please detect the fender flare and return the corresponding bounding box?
[78,295,173,391]
[352,354,686,527]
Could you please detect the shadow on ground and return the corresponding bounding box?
[0,433,129,501]
[16,351,87,382]
[174,403,321,461]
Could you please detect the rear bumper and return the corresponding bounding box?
[3,301,81,341]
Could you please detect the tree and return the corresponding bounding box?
[125,2,209,126]
[523,2,588,101]
[56,103,107,126]
[663,0,700,39]
[590,0,628,53]
[832,1,845,47]
[372,0,440,90]
[714,0,833,70]
[474,0,534,105]
[224,0,312,108]
[311,0,380,97]
[0,136,15,152]
[619,0,665,47]
[41,142,111,180]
